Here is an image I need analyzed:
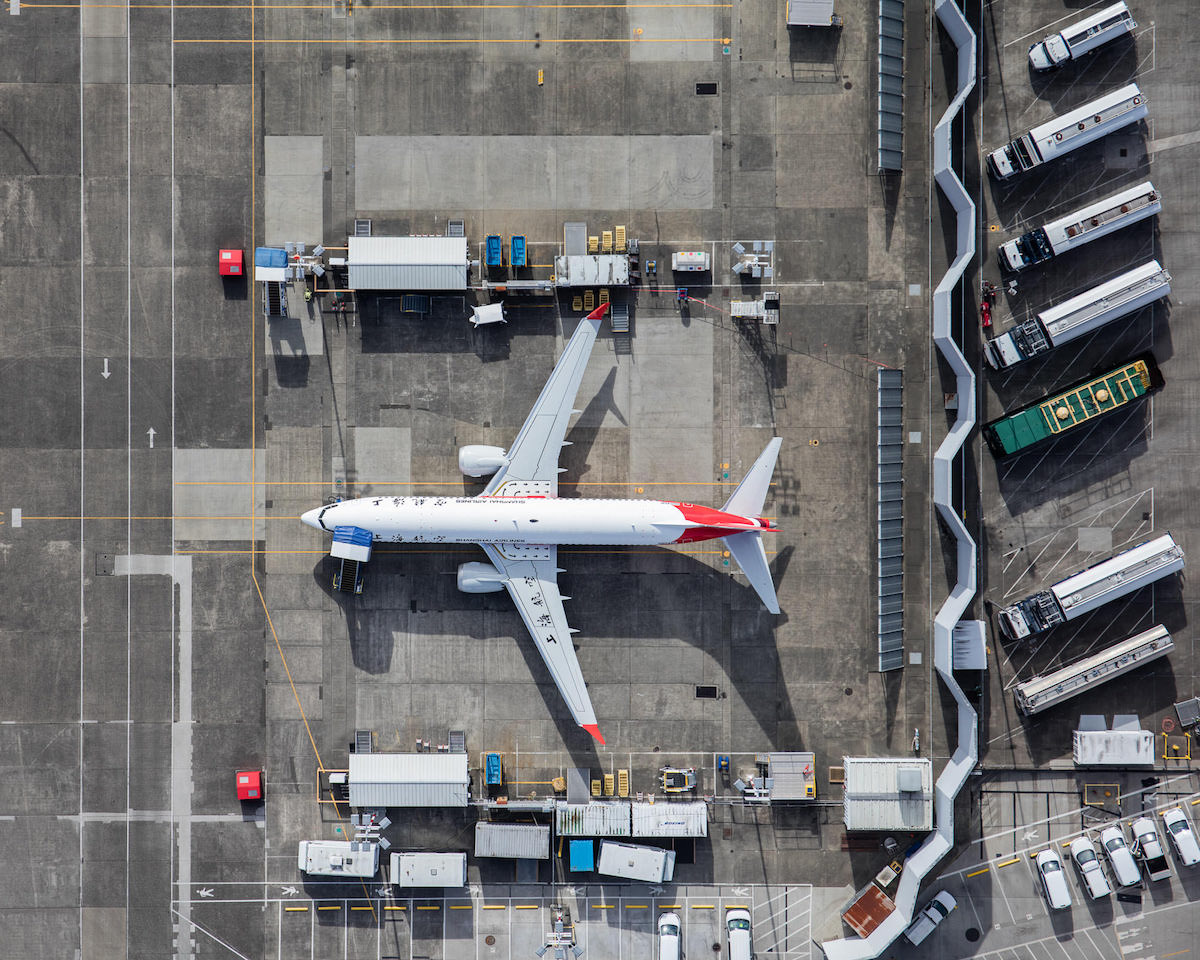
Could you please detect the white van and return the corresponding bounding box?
[658,912,681,960]
[1101,826,1142,887]
[903,891,956,946]
[726,908,752,960]
[1036,849,1073,910]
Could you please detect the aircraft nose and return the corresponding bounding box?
[300,507,325,531]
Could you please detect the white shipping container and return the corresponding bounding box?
[671,251,711,272]
[596,841,676,882]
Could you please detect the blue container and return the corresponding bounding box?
[486,235,503,267]
[568,840,594,872]
[485,752,503,786]
[510,235,527,268]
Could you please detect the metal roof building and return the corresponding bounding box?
[555,801,632,837]
[474,823,551,860]
[348,753,470,808]
[842,757,933,831]
[631,801,708,837]
[347,236,469,290]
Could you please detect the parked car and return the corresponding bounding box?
[1036,849,1073,909]
[1069,836,1112,900]
[1162,807,1200,867]
[1132,816,1173,881]
[1100,825,1142,887]
[658,912,681,960]
[903,891,957,946]
[726,908,752,960]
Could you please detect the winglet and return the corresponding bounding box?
[582,724,606,746]
[584,303,611,322]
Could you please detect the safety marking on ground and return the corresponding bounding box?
[966,867,990,878]
[997,857,1021,868]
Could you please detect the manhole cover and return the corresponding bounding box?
[712,944,722,953]
[965,928,980,942]
[486,936,496,946]
[844,687,853,696]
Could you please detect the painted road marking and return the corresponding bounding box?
[997,857,1021,868]
[285,906,308,912]
[966,867,990,878]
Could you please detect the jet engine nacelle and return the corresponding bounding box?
[457,562,507,594]
[459,444,508,477]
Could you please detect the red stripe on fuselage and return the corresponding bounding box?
[670,502,763,544]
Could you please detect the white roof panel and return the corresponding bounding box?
[787,0,835,25]
[1073,730,1155,766]
[842,757,934,831]
[348,236,468,290]
[389,852,466,888]
[349,753,470,808]
[631,801,708,837]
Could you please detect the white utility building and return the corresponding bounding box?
[389,852,467,888]
[348,753,470,808]
[842,757,933,831]
[786,0,838,26]
[348,236,469,290]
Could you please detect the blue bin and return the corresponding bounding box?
[485,753,503,786]
[568,840,594,872]
[510,235,527,268]
[486,235,503,267]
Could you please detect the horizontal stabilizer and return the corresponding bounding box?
[723,530,780,614]
[722,438,783,518]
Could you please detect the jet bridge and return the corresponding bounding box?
[331,525,372,594]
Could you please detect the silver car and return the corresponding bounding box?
[1069,837,1111,899]
[1100,825,1142,887]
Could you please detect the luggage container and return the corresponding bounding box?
[486,235,503,267]
[510,235,527,268]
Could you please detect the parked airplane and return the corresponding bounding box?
[302,304,782,745]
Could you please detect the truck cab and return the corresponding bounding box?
[1028,34,1070,71]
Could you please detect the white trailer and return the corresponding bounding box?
[984,259,1170,370]
[298,840,380,879]
[596,841,676,882]
[998,182,1160,272]
[1028,2,1136,71]
[1014,625,1174,715]
[389,852,467,888]
[671,251,710,272]
[987,84,1147,180]
[996,534,1184,641]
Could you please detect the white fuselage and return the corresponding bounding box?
[303,496,762,546]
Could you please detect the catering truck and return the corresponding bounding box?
[983,260,1170,370]
[1027,2,1136,72]
[995,533,1184,641]
[998,182,1160,272]
[987,84,1147,180]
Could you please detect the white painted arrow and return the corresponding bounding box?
[101,358,111,379]
[147,427,156,448]
[198,888,214,898]
[281,886,298,897]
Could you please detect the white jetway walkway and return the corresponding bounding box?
[821,0,980,955]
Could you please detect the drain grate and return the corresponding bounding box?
[695,685,718,699]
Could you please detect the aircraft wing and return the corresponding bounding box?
[483,304,608,497]
[481,543,604,744]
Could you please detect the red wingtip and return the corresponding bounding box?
[582,724,606,746]
[584,303,611,321]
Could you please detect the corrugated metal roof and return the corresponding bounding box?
[348,236,468,290]
[555,801,631,836]
[1073,730,1155,766]
[349,753,470,808]
[474,823,551,860]
[842,757,933,831]
[631,801,708,837]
